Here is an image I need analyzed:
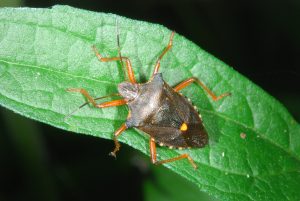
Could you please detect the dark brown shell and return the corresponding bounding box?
[123,73,208,148]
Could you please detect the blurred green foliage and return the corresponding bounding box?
[144,166,215,201]
[0,0,22,7]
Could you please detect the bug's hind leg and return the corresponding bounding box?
[152,31,175,75]
[149,138,197,169]
[173,77,231,101]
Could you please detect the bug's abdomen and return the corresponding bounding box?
[125,73,208,148]
[138,121,208,148]
[137,99,208,148]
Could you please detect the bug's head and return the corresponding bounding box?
[118,82,139,101]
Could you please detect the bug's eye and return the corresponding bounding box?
[118,82,139,101]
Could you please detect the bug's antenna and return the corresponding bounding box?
[116,18,127,81]
[64,102,89,121]
[64,93,120,121]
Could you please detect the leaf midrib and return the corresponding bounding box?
[0,58,117,86]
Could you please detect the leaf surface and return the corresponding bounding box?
[0,5,300,201]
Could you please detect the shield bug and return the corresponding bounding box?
[67,31,230,169]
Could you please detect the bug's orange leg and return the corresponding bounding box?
[67,88,127,108]
[149,138,198,169]
[92,46,136,84]
[64,93,121,121]
[109,123,127,158]
[152,31,175,75]
[67,88,127,157]
[173,77,231,101]
[67,88,98,107]
[97,99,127,108]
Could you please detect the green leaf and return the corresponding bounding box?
[0,5,300,201]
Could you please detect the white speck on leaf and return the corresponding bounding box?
[240,133,246,139]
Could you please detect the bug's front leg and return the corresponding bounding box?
[92,46,137,84]
[152,31,175,75]
[149,138,198,169]
[67,88,127,108]
[109,123,127,158]
[67,88,128,157]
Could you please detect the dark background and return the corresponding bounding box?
[1,0,299,201]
